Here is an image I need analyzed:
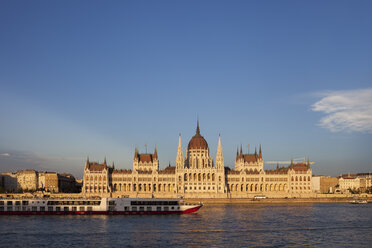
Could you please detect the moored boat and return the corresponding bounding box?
[0,196,202,215]
[349,199,368,204]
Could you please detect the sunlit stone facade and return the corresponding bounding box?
[82,123,313,198]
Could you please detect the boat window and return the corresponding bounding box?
[22,206,27,211]
[15,201,21,205]
[7,201,12,205]
[132,207,137,211]
[40,207,45,211]
[87,207,93,211]
[79,207,85,211]
[56,207,61,211]
[156,207,161,211]
[48,207,53,211]
[0,201,4,205]
[7,207,12,211]
[139,207,144,211]
[72,207,77,211]
[164,207,169,211]
[146,207,152,211]
[22,201,28,205]
[32,206,37,211]
[64,207,69,211]
[0,206,4,211]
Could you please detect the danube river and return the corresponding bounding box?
[0,203,371,247]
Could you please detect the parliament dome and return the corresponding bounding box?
[187,121,209,150]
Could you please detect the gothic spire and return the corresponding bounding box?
[255,146,257,156]
[196,118,200,135]
[134,145,138,159]
[216,135,224,169]
[259,144,262,158]
[154,145,158,159]
[176,134,184,169]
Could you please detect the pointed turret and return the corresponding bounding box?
[104,156,107,165]
[240,144,243,159]
[259,144,262,158]
[216,135,224,169]
[112,162,115,170]
[254,146,257,156]
[176,134,184,169]
[85,156,90,168]
[236,147,239,161]
[196,119,200,135]
[154,145,158,159]
[134,146,138,160]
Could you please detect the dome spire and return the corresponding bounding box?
[196,118,200,135]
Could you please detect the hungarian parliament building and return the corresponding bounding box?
[83,123,313,198]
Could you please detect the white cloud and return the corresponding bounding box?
[311,88,372,133]
[0,153,10,157]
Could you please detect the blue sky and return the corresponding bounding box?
[1,1,371,178]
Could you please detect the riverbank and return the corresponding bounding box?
[184,197,372,205]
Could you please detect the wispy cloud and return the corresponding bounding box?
[311,88,372,133]
[0,153,10,157]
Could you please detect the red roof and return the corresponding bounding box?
[243,154,259,163]
[159,166,176,174]
[87,162,106,171]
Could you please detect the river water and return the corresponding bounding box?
[0,203,371,247]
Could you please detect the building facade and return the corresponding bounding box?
[339,173,372,193]
[0,170,78,193]
[83,123,313,198]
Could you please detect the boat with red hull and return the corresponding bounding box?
[0,197,202,215]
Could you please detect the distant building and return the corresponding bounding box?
[83,122,313,198]
[339,173,372,193]
[312,176,339,193]
[16,170,38,191]
[0,170,79,193]
[0,172,18,192]
[320,176,339,193]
